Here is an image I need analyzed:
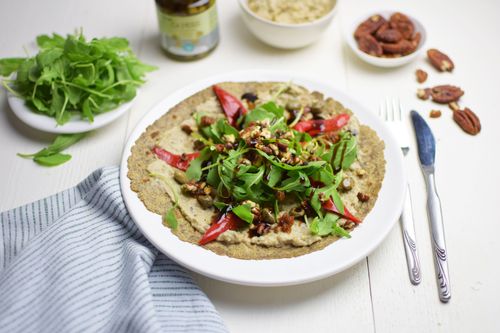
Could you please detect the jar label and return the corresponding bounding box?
[157,5,218,39]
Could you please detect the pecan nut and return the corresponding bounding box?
[453,108,481,135]
[417,88,432,100]
[389,12,415,39]
[354,14,386,39]
[427,49,454,72]
[415,69,428,83]
[430,85,464,104]
[375,23,403,43]
[381,39,413,55]
[429,110,442,118]
[357,34,383,56]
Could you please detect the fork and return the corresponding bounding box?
[380,98,422,285]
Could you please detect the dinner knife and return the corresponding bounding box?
[410,111,451,303]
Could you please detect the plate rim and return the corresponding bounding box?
[7,92,135,134]
[119,69,406,286]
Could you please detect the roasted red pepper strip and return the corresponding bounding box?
[294,114,350,136]
[213,85,247,126]
[323,198,361,224]
[152,146,200,171]
[199,212,245,245]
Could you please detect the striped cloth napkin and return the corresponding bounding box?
[0,166,227,333]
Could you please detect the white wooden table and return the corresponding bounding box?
[1,1,499,332]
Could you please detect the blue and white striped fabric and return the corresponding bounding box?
[0,166,227,333]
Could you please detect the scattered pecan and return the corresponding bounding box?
[453,108,481,135]
[427,49,454,72]
[429,110,442,118]
[357,34,383,56]
[354,14,386,39]
[389,12,415,39]
[417,88,432,100]
[181,124,193,135]
[430,85,464,104]
[416,69,428,83]
[200,116,215,127]
[357,192,370,202]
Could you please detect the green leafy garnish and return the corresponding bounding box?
[310,213,350,238]
[232,204,254,224]
[163,208,178,229]
[0,32,156,125]
[17,132,86,167]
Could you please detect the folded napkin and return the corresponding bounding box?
[0,167,227,333]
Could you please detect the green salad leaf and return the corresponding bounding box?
[18,132,86,167]
[0,32,156,125]
[232,204,254,224]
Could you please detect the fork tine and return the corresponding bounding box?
[385,98,391,121]
[392,98,398,121]
[399,99,403,121]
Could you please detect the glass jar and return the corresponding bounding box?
[155,0,220,61]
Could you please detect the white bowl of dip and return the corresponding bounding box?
[238,0,339,49]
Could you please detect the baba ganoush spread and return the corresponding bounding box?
[248,0,334,24]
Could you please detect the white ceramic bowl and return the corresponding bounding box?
[344,10,427,68]
[238,0,338,49]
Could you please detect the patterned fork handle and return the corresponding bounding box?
[401,184,421,285]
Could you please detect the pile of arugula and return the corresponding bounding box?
[182,99,358,238]
[0,32,156,125]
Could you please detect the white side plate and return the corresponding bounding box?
[120,70,406,286]
[7,93,134,134]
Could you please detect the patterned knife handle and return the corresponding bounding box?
[425,170,451,303]
[400,184,421,285]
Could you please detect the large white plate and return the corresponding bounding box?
[120,70,406,286]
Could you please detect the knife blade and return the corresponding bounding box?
[411,111,451,303]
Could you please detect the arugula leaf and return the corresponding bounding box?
[267,166,283,187]
[243,101,285,127]
[33,153,71,167]
[185,147,210,181]
[163,207,178,229]
[275,171,310,192]
[255,149,325,171]
[322,131,357,171]
[17,133,85,167]
[18,133,86,158]
[213,201,228,210]
[0,58,25,76]
[309,213,347,237]
[232,204,254,224]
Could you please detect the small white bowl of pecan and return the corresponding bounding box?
[345,11,427,68]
